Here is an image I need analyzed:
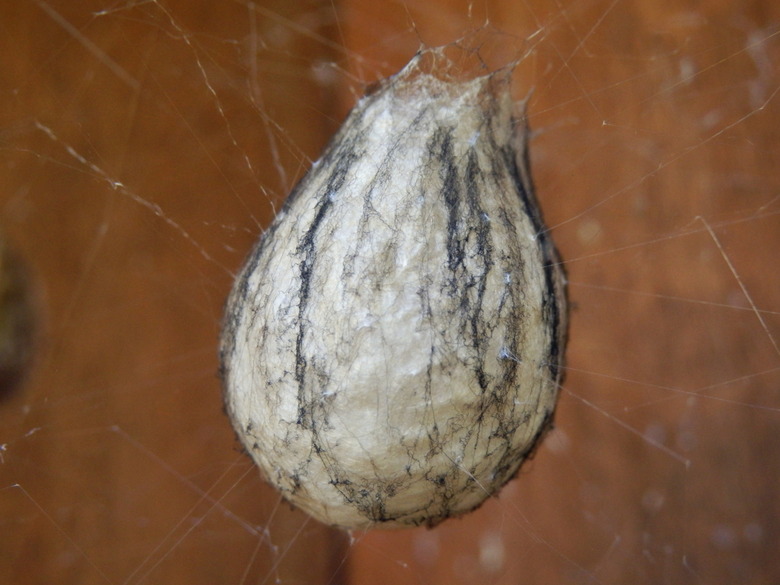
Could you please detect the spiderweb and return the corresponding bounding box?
[1,1,778,584]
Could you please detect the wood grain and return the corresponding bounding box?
[0,1,777,584]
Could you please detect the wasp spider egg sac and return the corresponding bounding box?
[220,47,567,530]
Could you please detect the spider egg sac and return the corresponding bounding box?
[220,48,568,530]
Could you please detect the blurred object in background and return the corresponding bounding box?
[0,232,37,400]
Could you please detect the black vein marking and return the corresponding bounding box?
[463,147,495,393]
[503,142,567,381]
[294,151,356,429]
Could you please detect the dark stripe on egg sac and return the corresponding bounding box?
[503,142,566,384]
[293,148,357,429]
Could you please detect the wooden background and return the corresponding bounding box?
[1,1,778,584]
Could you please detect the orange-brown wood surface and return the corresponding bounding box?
[1,1,778,584]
